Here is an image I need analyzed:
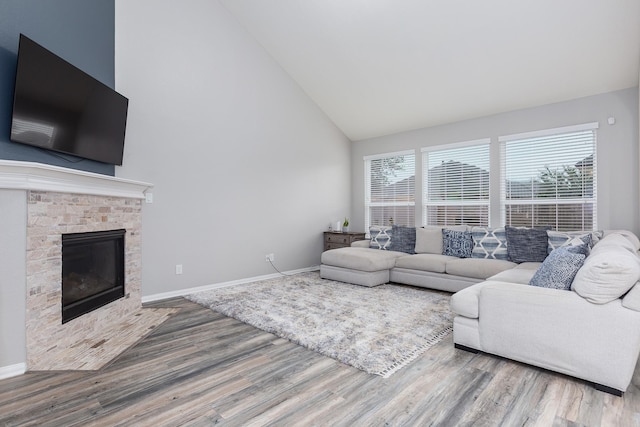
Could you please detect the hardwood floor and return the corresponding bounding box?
[2,296,640,426]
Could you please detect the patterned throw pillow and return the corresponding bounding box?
[547,230,602,253]
[442,229,473,258]
[369,225,392,250]
[506,226,550,263]
[558,234,592,256]
[471,227,509,260]
[529,247,586,290]
[388,225,416,254]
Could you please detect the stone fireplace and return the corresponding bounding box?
[26,191,142,369]
[0,160,174,373]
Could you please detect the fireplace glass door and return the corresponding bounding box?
[62,229,125,323]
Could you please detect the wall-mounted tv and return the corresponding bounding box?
[10,34,128,166]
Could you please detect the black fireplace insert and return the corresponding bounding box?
[62,229,126,323]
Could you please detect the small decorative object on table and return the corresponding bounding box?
[342,217,350,232]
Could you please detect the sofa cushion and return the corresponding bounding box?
[506,226,549,263]
[369,225,392,250]
[592,233,638,255]
[471,227,509,260]
[604,230,640,251]
[388,225,416,254]
[321,247,404,272]
[442,229,473,258]
[572,247,640,304]
[394,253,456,273]
[513,262,543,271]
[414,226,443,254]
[489,268,537,284]
[446,258,517,280]
[529,248,586,290]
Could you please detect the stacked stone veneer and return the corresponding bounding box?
[26,191,142,370]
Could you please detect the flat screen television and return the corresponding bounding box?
[10,34,128,166]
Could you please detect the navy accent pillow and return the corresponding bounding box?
[505,226,550,263]
[388,225,416,254]
[529,248,586,290]
[442,229,473,258]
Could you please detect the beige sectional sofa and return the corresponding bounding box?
[320,225,519,291]
[320,226,640,395]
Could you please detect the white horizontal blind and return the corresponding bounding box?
[500,124,597,231]
[364,151,415,231]
[422,140,490,226]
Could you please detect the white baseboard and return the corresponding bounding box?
[141,265,320,303]
[0,362,26,380]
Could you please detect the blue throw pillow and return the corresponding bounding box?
[442,229,473,258]
[506,226,550,263]
[388,225,416,254]
[529,247,586,290]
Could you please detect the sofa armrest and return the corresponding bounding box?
[478,282,640,391]
[351,239,370,248]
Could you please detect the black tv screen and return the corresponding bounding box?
[10,34,128,166]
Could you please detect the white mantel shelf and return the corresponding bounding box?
[0,160,152,199]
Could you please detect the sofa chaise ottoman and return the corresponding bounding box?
[320,246,406,287]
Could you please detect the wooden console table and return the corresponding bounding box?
[323,231,366,251]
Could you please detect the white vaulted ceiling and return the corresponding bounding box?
[220,0,640,141]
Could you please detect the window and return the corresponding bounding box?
[422,140,490,227]
[364,150,415,231]
[500,123,597,231]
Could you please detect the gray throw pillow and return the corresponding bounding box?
[529,247,586,290]
[414,227,443,254]
[505,226,549,263]
[442,229,473,258]
[388,225,416,254]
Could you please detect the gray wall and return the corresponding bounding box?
[0,190,26,368]
[352,87,640,235]
[115,0,352,296]
[0,0,116,175]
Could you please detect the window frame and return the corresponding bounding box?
[364,149,416,232]
[421,138,491,227]
[499,122,598,231]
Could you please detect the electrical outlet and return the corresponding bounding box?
[265,253,275,262]
[175,264,183,275]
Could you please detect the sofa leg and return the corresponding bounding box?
[593,383,623,396]
[454,343,479,354]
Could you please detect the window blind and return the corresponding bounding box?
[364,150,415,231]
[422,140,490,227]
[499,123,597,231]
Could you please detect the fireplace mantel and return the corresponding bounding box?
[0,160,152,199]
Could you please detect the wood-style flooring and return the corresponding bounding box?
[1,296,639,426]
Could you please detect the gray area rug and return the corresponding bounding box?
[186,271,453,377]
